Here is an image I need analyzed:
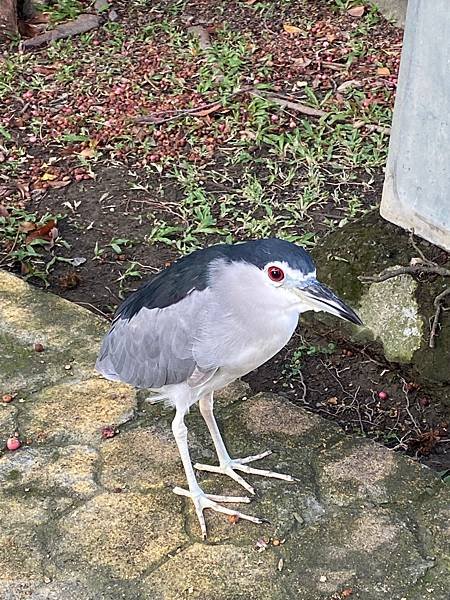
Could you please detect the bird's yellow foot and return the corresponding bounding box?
[172,486,265,539]
[194,450,297,495]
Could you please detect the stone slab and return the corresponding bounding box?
[0,271,449,599]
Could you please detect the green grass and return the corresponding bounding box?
[0,208,69,286]
[0,0,395,283]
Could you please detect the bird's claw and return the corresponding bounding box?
[194,450,297,494]
[173,486,264,539]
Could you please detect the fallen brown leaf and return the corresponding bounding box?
[293,57,312,68]
[0,204,9,217]
[18,21,42,38]
[347,6,365,17]
[29,12,51,24]
[25,220,56,244]
[79,147,96,158]
[58,272,81,290]
[41,172,58,181]
[18,221,36,233]
[283,23,302,34]
[227,514,240,524]
[33,65,56,75]
[47,179,71,189]
[376,66,391,76]
[191,102,222,117]
[16,182,30,199]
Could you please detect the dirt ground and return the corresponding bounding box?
[1,1,448,472]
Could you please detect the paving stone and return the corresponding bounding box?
[0,445,99,499]
[1,274,448,600]
[21,377,136,446]
[54,490,188,579]
[143,543,282,600]
[0,403,18,446]
[0,271,107,396]
[99,425,181,491]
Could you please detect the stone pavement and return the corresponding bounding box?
[1,271,449,600]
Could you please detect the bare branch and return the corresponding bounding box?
[429,286,450,348]
[360,264,450,283]
[22,13,99,49]
[408,229,434,266]
[251,91,327,117]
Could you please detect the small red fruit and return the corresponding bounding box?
[6,437,21,451]
[378,391,388,400]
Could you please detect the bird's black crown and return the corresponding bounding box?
[117,238,315,320]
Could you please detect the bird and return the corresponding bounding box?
[96,238,362,538]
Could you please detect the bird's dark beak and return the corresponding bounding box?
[296,280,363,325]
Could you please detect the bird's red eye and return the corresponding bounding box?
[268,266,285,282]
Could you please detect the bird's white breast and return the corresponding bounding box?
[192,260,301,383]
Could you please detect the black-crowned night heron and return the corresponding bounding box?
[96,238,362,538]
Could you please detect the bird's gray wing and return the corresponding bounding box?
[96,289,215,388]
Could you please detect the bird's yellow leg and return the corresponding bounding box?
[195,393,297,493]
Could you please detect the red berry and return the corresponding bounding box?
[6,437,21,451]
[378,391,388,400]
[101,425,117,439]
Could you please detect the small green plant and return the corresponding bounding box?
[93,238,134,259]
[116,261,143,298]
[282,342,337,380]
[0,208,68,285]
[46,0,84,23]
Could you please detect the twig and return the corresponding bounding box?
[250,90,327,117]
[408,229,434,266]
[76,301,111,320]
[134,103,222,125]
[360,256,450,349]
[135,87,327,125]
[296,369,307,403]
[429,286,450,348]
[360,264,450,283]
[401,379,421,434]
[22,14,100,49]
